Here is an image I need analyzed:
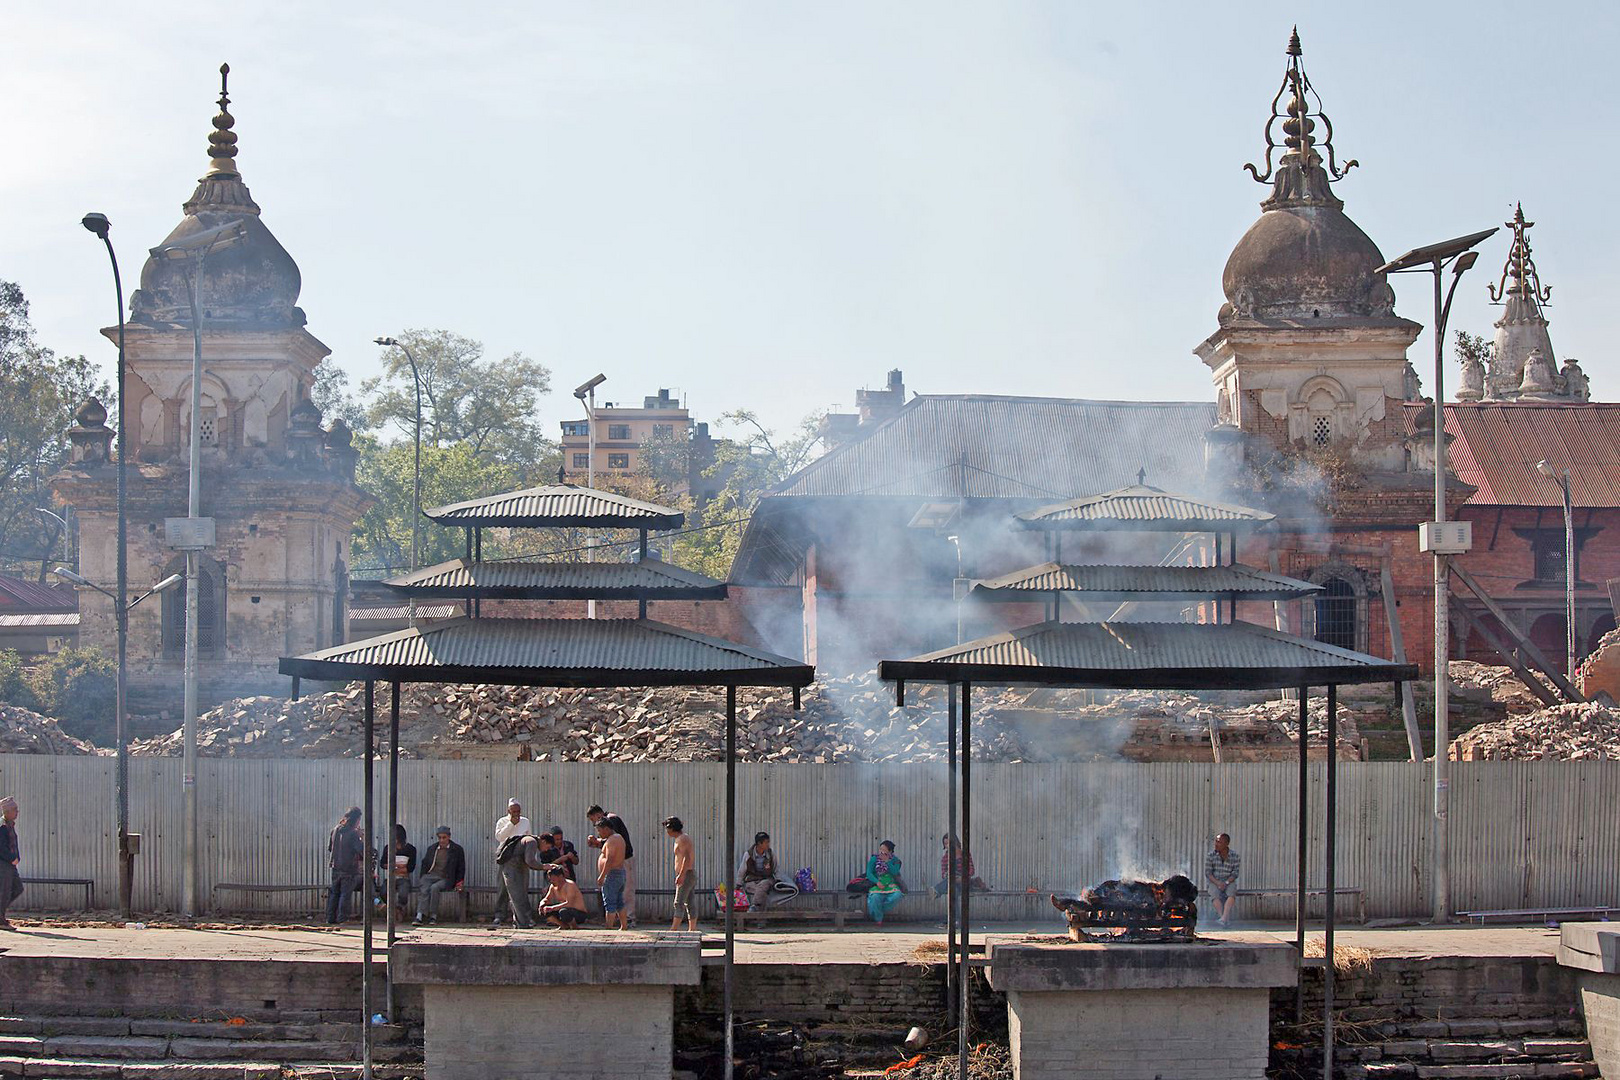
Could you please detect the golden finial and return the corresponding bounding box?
[207,62,239,175]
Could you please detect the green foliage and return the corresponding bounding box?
[350,437,525,574]
[0,649,40,712]
[1455,330,1493,370]
[671,410,824,580]
[363,329,558,479]
[0,281,108,575]
[25,646,115,740]
[636,426,692,495]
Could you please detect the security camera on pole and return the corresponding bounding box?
[573,374,606,618]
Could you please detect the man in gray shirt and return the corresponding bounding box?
[1205,833,1241,927]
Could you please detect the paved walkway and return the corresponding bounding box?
[0,919,1562,965]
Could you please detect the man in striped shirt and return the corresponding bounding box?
[1205,833,1241,927]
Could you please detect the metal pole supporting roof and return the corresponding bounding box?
[724,685,737,1080]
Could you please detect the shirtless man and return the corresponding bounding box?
[595,820,629,930]
[665,816,697,931]
[539,866,588,929]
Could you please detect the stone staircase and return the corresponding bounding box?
[1341,1009,1598,1080]
[0,1009,423,1079]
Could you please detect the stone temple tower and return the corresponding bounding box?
[52,66,371,716]
[1456,204,1591,403]
[1195,31,1422,473]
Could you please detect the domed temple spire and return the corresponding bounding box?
[1483,203,1577,399]
[206,63,240,177]
[1488,204,1551,310]
[183,62,260,217]
[1242,28,1358,211]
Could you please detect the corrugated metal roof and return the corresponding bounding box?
[381,558,725,599]
[879,620,1415,690]
[280,617,813,687]
[772,396,1216,499]
[424,484,685,529]
[968,563,1321,601]
[0,575,76,612]
[351,604,461,621]
[0,612,80,628]
[1015,485,1274,530]
[1425,402,1620,508]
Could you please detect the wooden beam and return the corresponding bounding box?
[1463,613,1561,708]
[1450,562,1584,702]
[1379,559,1423,761]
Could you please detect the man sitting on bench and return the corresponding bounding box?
[1205,832,1241,928]
[414,826,465,925]
[539,865,588,929]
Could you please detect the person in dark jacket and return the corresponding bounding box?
[325,806,364,925]
[414,826,466,924]
[0,796,21,929]
[379,824,417,924]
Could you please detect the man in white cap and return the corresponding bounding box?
[491,799,531,928]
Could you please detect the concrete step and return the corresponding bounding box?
[1356,1063,1599,1080]
[0,1033,419,1066]
[1377,1017,1584,1040]
[0,1058,425,1079]
[0,1019,412,1050]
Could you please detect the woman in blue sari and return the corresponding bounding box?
[864,840,906,923]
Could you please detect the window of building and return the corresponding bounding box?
[653,424,674,437]
[1311,415,1332,447]
[162,564,222,659]
[331,559,348,649]
[608,424,631,441]
[1533,534,1572,583]
[572,453,590,469]
[199,414,218,446]
[561,420,589,437]
[607,453,630,470]
[1314,577,1357,650]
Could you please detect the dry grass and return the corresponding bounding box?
[1302,937,1377,974]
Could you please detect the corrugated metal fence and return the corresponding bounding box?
[0,756,1614,918]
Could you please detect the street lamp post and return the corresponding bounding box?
[1377,227,1497,925]
[374,338,424,622]
[151,220,246,917]
[1536,460,1577,680]
[573,374,606,619]
[79,211,136,918]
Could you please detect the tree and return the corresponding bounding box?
[363,329,558,482]
[1455,330,1493,371]
[312,359,368,433]
[0,281,108,578]
[349,438,524,574]
[636,425,692,497]
[673,410,825,579]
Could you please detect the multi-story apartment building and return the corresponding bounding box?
[561,389,691,479]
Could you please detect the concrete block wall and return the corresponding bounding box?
[1577,973,1620,1079]
[423,984,672,1080]
[1286,955,1582,1022]
[1008,986,1270,1080]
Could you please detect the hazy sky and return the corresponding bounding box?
[5,2,1616,442]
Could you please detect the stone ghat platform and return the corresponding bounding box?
[0,922,1588,1080]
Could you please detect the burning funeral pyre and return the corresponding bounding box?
[1050,874,1199,942]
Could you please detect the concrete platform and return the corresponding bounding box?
[987,938,1297,1080]
[0,920,1562,965]
[1559,923,1620,1080]
[392,931,701,1080]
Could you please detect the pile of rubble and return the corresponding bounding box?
[1450,701,1620,761]
[0,704,98,755]
[1579,627,1620,701]
[126,674,1379,762]
[1449,660,1548,715]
